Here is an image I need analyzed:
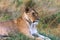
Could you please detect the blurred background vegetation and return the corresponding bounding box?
[0,0,60,40]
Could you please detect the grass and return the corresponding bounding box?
[0,32,34,40]
[0,14,11,21]
[37,12,60,40]
[38,31,60,40]
[0,12,60,40]
[0,0,60,40]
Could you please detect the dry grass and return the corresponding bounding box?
[0,0,60,40]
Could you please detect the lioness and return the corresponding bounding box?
[0,7,51,40]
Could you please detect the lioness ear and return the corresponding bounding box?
[25,7,29,13]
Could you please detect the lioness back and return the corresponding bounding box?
[0,20,17,36]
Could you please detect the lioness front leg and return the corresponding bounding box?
[32,33,51,40]
[30,23,51,40]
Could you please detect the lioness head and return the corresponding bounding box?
[24,7,40,23]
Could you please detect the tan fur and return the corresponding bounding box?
[14,8,39,37]
[0,7,39,37]
[0,7,51,40]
